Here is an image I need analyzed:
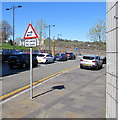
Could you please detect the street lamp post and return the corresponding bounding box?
[48,25,55,52]
[6,5,22,50]
[57,34,62,40]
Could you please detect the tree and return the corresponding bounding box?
[0,20,13,43]
[88,19,106,43]
[8,39,13,45]
[35,19,47,49]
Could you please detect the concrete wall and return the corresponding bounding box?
[106,1,118,118]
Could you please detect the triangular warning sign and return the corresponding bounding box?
[24,23,38,39]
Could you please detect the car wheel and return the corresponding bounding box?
[34,63,38,67]
[22,63,26,68]
[96,65,99,70]
[80,65,83,69]
[45,60,48,64]
[100,64,103,69]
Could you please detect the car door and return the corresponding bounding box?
[62,53,66,60]
[96,56,102,67]
[49,54,54,62]
[99,56,103,66]
[23,54,30,65]
[46,54,51,62]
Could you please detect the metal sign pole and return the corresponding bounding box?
[24,22,38,100]
[30,47,33,99]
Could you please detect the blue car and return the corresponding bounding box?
[54,53,67,61]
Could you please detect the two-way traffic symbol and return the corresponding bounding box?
[24,23,38,39]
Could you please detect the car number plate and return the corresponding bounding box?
[11,61,15,63]
[84,64,90,66]
[56,58,59,60]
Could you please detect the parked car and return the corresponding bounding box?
[102,57,106,64]
[65,52,76,60]
[8,53,38,68]
[54,53,67,61]
[80,55,103,70]
[2,49,24,62]
[36,53,54,64]
[2,49,13,55]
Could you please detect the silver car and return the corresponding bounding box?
[36,53,54,64]
[80,55,103,70]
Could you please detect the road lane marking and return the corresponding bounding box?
[0,65,80,101]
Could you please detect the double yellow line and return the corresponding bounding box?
[0,65,79,101]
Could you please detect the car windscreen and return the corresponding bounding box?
[83,56,94,60]
[38,54,45,57]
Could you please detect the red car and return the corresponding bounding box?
[65,52,76,60]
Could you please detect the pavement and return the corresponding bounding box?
[1,66,106,118]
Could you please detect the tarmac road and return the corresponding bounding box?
[2,61,106,118]
[2,57,81,96]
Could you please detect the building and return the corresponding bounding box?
[106,0,118,118]
[20,39,25,46]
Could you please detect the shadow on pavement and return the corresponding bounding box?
[2,61,41,77]
[33,85,65,99]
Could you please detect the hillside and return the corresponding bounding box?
[44,39,106,51]
[2,40,106,55]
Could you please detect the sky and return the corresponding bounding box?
[2,2,106,42]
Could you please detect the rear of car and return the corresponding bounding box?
[36,53,54,63]
[66,52,76,60]
[54,53,67,61]
[80,55,103,70]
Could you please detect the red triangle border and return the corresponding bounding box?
[24,23,38,39]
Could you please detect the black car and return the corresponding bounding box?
[65,52,76,60]
[102,57,106,64]
[8,53,38,68]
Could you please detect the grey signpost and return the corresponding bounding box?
[30,47,33,99]
[24,23,38,99]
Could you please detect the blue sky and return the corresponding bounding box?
[2,2,106,42]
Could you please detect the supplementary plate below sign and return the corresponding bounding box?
[25,39,37,47]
